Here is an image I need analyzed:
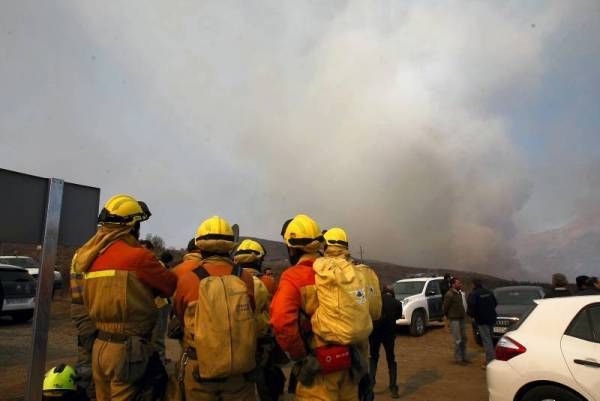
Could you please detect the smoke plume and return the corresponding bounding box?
[1,1,598,279]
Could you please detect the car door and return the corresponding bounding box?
[425,280,443,320]
[560,303,600,400]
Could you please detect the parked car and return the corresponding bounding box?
[492,285,545,339]
[473,285,546,344]
[0,264,36,323]
[487,295,600,401]
[393,276,445,336]
[0,256,63,292]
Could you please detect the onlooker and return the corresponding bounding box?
[439,273,452,300]
[576,275,590,293]
[159,251,174,268]
[579,277,600,295]
[467,279,497,367]
[443,278,468,364]
[369,286,402,399]
[545,273,572,298]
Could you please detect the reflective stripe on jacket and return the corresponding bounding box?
[84,240,177,337]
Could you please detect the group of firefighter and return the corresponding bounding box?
[42,194,402,401]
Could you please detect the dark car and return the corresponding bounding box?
[473,285,545,344]
[0,256,63,295]
[0,264,36,323]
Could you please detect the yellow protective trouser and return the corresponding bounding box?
[183,359,256,401]
[296,370,358,401]
[92,339,139,401]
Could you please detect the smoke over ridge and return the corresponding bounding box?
[1,1,598,279]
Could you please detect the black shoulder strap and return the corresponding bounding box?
[231,264,243,277]
[193,265,210,281]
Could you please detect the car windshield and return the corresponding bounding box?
[494,288,542,305]
[0,257,38,269]
[394,281,426,297]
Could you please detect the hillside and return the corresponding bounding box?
[251,237,515,288]
[516,210,600,281]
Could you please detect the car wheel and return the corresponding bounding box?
[521,385,584,401]
[11,310,34,323]
[409,310,426,336]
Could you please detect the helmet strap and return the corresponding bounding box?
[131,222,141,240]
[287,247,304,265]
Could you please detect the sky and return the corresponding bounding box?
[1,1,599,278]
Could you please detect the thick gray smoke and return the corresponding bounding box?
[1,1,598,279]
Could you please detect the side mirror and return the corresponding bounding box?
[426,290,437,296]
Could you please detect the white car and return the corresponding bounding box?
[487,295,600,401]
[393,276,446,336]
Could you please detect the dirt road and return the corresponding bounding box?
[0,299,488,401]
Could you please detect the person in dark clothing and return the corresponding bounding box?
[159,251,174,267]
[439,273,452,301]
[369,286,402,399]
[576,275,590,293]
[545,273,572,298]
[579,277,600,295]
[467,279,497,366]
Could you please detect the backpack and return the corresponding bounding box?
[192,264,256,379]
[311,257,373,345]
[354,264,382,321]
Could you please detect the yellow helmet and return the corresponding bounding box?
[43,364,77,396]
[323,227,349,248]
[234,239,266,265]
[281,214,323,250]
[98,194,151,226]
[195,216,235,253]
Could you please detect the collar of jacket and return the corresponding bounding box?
[298,255,318,266]
[201,255,233,266]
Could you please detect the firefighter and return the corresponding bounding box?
[173,216,257,401]
[234,239,285,401]
[271,215,362,401]
[73,194,177,401]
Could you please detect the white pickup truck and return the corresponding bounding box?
[393,276,446,336]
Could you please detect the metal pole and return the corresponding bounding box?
[25,178,64,401]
